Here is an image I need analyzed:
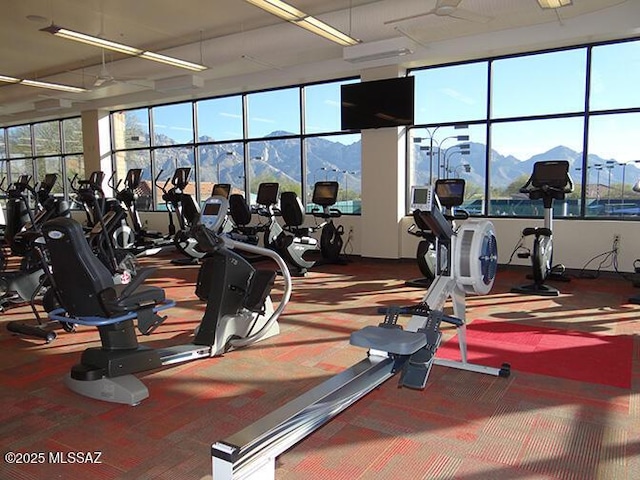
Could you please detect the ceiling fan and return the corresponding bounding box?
[384,0,492,25]
[89,48,151,89]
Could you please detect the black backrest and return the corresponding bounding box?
[229,194,252,226]
[280,191,305,227]
[42,217,114,317]
[256,182,279,206]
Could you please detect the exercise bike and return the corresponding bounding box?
[310,181,348,265]
[511,160,573,297]
[213,184,509,480]
[42,195,292,405]
[406,178,468,288]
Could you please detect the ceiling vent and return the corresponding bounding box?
[34,98,72,111]
[343,37,415,63]
[154,75,204,92]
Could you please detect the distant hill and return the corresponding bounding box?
[149,131,637,193]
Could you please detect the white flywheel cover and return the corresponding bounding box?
[454,219,498,295]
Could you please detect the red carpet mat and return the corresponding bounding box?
[437,319,633,389]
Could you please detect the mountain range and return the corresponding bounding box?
[152,131,638,193]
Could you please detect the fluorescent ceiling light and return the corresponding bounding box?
[138,51,207,71]
[0,74,86,93]
[244,0,359,46]
[295,16,359,47]
[536,0,573,9]
[0,75,21,83]
[20,79,87,93]
[41,24,207,72]
[245,0,305,21]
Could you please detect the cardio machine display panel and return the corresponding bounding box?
[312,181,339,207]
[200,197,229,232]
[435,179,465,208]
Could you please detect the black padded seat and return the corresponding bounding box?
[42,217,164,319]
[280,191,313,237]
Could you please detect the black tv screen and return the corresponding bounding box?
[341,77,415,130]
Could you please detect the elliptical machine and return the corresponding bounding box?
[310,181,347,265]
[155,167,204,263]
[406,179,468,288]
[511,160,574,297]
[42,195,291,405]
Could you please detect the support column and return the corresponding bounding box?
[81,109,112,190]
[359,65,407,259]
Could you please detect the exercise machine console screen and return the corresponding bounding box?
[312,181,339,207]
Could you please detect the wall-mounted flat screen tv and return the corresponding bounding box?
[340,76,415,130]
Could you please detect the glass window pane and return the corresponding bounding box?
[489,117,584,217]
[590,40,640,111]
[7,125,32,158]
[492,49,587,118]
[408,124,486,214]
[305,80,357,134]
[33,121,61,156]
[112,109,150,149]
[0,128,6,159]
[63,117,83,154]
[413,62,488,124]
[247,88,300,138]
[305,133,361,214]
[198,143,245,199]
[153,147,195,209]
[114,150,152,211]
[34,157,63,194]
[586,112,640,217]
[248,139,301,201]
[152,103,194,146]
[9,159,32,183]
[197,96,243,142]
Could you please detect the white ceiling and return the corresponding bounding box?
[1,0,638,126]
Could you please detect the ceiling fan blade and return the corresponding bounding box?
[448,8,493,23]
[383,8,436,25]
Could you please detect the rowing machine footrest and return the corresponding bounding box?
[399,313,442,389]
[350,325,427,355]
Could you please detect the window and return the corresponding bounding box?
[247,88,300,138]
[33,121,61,156]
[196,96,243,142]
[489,117,584,217]
[304,133,361,214]
[63,118,83,154]
[586,112,640,217]
[0,128,6,159]
[410,38,640,219]
[110,78,361,214]
[248,139,301,201]
[198,142,245,199]
[409,124,485,214]
[7,125,32,159]
[152,103,193,146]
[492,49,587,118]
[112,109,150,150]
[304,80,357,134]
[114,150,152,211]
[413,62,488,125]
[153,146,195,209]
[590,40,640,111]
